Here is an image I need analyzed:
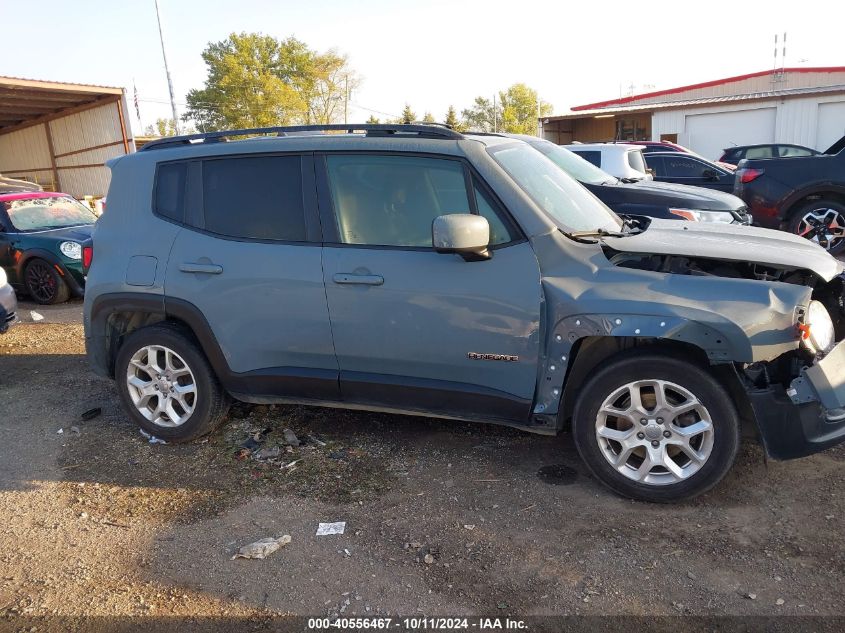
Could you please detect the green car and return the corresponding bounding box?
[0,192,96,304]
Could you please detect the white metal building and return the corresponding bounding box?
[542,67,845,160]
[0,77,135,197]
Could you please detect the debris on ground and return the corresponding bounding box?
[231,535,292,560]
[80,407,102,421]
[307,434,327,446]
[139,429,167,445]
[253,446,281,461]
[240,436,262,451]
[316,522,346,536]
[30,311,44,322]
[70,426,80,434]
[56,428,64,435]
[282,428,301,447]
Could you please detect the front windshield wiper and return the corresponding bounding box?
[619,177,641,183]
[565,227,630,240]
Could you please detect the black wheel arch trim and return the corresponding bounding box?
[781,184,845,220]
[17,248,83,295]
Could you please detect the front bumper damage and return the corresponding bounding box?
[748,340,845,460]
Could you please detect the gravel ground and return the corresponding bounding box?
[1,320,845,631]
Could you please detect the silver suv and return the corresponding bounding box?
[84,124,845,503]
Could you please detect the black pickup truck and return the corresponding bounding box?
[734,136,845,255]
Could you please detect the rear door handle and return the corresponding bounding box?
[332,273,384,286]
[180,262,223,274]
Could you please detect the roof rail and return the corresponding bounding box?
[139,123,464,151]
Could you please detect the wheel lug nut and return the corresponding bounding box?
[651,440,660,447]
[663,430,671,438]
[154,385,159,390]
[637,432,645,440]
[657,418,663,424]
[640,419,647,425]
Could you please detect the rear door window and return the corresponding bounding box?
[571,150,602,167]
[745,146,774,159]
[779,145,813,157]
[661,156,709,177]
[201,156,306,241]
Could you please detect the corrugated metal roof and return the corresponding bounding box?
[0,76,123,91]
[546,84,845,120]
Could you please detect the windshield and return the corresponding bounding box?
[5,196,97,232]
[529,140,618,185]
[489,142,622,233]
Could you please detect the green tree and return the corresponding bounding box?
[444,105,461,130]
[422,111,436,123]
[400,104,416,124]
[461,96,501,132]
[498,83,552,135]
[145,118,178,136]
[183,33,357,131]
[365,114,380,124]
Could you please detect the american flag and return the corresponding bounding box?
[133,82,141,121]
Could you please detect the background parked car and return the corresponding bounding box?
[0,265,17,334]
[644,152,736,193]
[734,135,845,254]
[719,143,819,165]
[619,140,737,171]
[565,143,652,181]
[516,136,750,224]
[0,192,96,304]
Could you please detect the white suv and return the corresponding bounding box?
[565,143,652,181]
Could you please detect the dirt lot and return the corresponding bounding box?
[2,312,845,630]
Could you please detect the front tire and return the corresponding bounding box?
[787,199,845,255]
[115,323,230,442]
[24,258,70,304]
[572,352,740,503]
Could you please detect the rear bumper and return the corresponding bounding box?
[0,283,18,334]
[749,340,845,459]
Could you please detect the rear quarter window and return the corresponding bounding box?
[154,162,187,222]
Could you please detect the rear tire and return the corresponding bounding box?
[572,351,740,503]
[115,323,230,442]
[787,199,845,255]
[24,258,69,305]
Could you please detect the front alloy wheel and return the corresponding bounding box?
[573,352,740,503]
[595,379,715,485]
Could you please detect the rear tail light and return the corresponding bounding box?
[739,168,765,184]
[82,245,93,272]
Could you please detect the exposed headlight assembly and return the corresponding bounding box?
[668,208,736,223]
[800,300,835,355]
[59,241,82,260]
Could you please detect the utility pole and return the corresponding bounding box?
[344,74,349,125]
[154,0,180,135]
[537,94,542,137]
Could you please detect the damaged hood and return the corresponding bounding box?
[604,218,845,281]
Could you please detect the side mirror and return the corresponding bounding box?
[702,168,719,180]
[432,214,491,261]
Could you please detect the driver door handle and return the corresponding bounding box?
[333,273,384,286]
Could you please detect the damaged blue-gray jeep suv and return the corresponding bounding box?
[84,124,845,502]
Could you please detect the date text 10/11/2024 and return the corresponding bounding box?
[307,617,528,630]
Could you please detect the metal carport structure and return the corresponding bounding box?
[0,77,134,197]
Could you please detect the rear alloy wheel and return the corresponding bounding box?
[789,199,845,255]
[24,258,69,305]
[573,353,740,503]
[115,324,230,442]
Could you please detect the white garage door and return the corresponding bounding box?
[816,102,845,151]
[684,108,777,160]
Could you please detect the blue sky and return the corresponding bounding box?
[2,0,842,135]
